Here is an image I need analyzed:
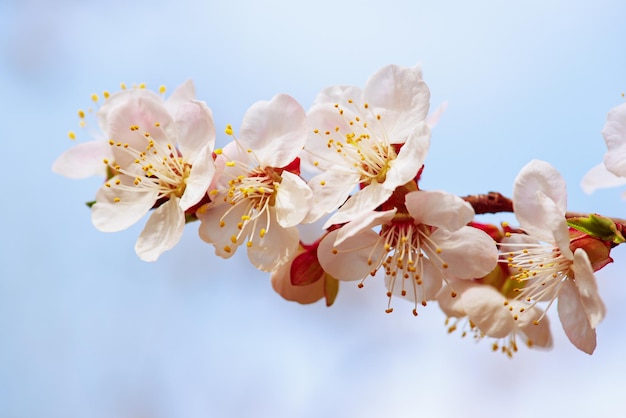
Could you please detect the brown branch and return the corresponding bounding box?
[462,192,626,225]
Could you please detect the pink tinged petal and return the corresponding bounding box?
[197,202,247,259]
[174,100,216,157]
[165,80,196,114]
[572,249,607,328]
[271,258,325,304]
[405,190,474,230]
[462,284,516,338]
[302,171,360,224]
[52,140,112,179]
[430,226,498,279]
[363,64,430,143]
[134,198,185,262]
[426,102,448,129]
[436,279,479,317]
[97,88,162,132]
[558,279,597,354]
[247,211,300,272]
[239,94,307,168]
[385,123,430,184]
[312,85,364,106]
[602,102,626,177]
[535,192,573,259]
[304,106,360,169]
[335,209,396,246]
[274,171,313,228]
[581,163,626,194]
[179,144,215,211]
[323,181,392,228]
[91,176,158,232]
[513,303,553,348]
[317,229,383,282]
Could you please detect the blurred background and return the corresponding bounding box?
[2,0,626,417]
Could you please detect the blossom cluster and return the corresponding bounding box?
[54,65,626,357]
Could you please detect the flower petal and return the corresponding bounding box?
[405,190,474,230]
[303,171,360,224]
[363,64,430,143]
[271,255,325,304]
[323,181,392,228]
[430,226,498,279]
[175,100,216,157]
[581,163,626,194]
[165,80,196,114]
[572,249,606,328]
[197,201,246,259]
[557,278,597,354]
[52,140,112,179]
[134,199,185,262]
[602,102,626,177]
[335,209,396,246]
[247,210,299,272]
[317,229,383,281]
[461,284,515,339]
[274,171,313,228]
[384,122,430,185]
[179,144,215,211]
[91,176,158,232]
[239,94,307,168]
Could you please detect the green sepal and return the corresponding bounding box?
[85,200,96,208]
[324,274,339,307]
[567,214,626,245]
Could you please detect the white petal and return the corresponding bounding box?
[134,199,185,262]
[175,100,216,157]
[165,80,196,114]
[363,64,430,143]
[436,280,470,317]
[323,182,392,228]
[239,94,307,168]
[52,140,112,179]
[197,202,246,259]
[312,85,363,106]
[335,209,396,246]
[581,163,626,194]
[602,102,626,177]
[386,257,442,303]
[557,279,597,354]
[405,190,474,230]
[91,176,158,232]
[317,229,383,281]
[179,144,215,211]
[274,171,313,228]
[572,249,607,328]
[247,210,299,272]
[430,226,498,279]
[385,122,430,184]
[304,105,359,169]
[513,303,553,348]
[461,284,515,339]
[303,171,360,224]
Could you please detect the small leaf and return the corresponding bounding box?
[567,214,625,244]
[85,200,96,208]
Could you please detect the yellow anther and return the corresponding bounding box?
[139,82,146,89]
[103,91,110,99]
[259,228,266,238]
[120,82,127,90]
[230,235,238,244]
[103,158,109,164]
[225,124,233,135]
[364,103,369,109]
[247,241,253,247]
[320,180,326,186]
[226,161,236,167]
[68,131,76,140]
[113,197,121,202]
[78,110,85,119]
[214,148,223,155]
[91,93,99,102]
[159,85,166,94]
[348,99,353,103]
[223,245,232,253]
[219,220,225,227]
[105,182,111,188]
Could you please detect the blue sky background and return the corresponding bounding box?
[2,0,626,417]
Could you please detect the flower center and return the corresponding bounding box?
[103,126,192,203]
[310,100,397,185]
